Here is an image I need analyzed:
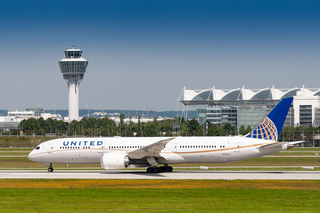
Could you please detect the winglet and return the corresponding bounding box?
[245,97,293,141]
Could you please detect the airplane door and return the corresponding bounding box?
[172,143,177,152]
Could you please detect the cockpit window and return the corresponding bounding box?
[35,146,40,150]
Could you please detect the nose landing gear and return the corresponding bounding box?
[45,163,54,172]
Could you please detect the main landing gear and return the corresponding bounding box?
[45,163,54,172]
[146,165,173,173]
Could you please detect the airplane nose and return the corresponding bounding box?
[28,151,35,161]
[28,153,33,161]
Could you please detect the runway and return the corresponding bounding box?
[0,170,319,180]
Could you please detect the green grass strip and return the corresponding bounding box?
[0,187,319,212]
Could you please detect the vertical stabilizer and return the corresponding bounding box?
[245,97,293,141]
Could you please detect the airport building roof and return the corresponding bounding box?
[179,85,320,106]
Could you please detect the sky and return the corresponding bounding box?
[1,0,320,111]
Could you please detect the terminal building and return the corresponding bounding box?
[178,86,320,128]
[0,108,63,132]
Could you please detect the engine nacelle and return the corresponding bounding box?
[100,152,130,170]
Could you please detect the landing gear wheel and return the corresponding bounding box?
[160,166,166,172]
[48,167,54,172]
[146,167,154,173]
[153,167,160,173]
[165,166,173,172]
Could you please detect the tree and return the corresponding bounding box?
[144,124,157,136]
[223,123,233,135]
[187,118,200,132]
[207,125,223,136]
[239,125,246,135]
[119,113,125,133]
[246,126,252,134]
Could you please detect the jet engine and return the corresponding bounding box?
[100,152,130,169]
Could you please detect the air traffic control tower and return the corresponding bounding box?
[59,46,88,122]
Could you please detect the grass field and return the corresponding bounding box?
[0,180,319,212]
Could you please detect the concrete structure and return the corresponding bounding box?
[178,86,320,127]
[59,46,88,122]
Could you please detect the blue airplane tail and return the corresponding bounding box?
[245,97,293,141]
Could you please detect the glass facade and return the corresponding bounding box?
[314,108,320,126]
[284,107,294,126]
[300,105,312,126]
[197,107,237,126]
[25,108,43,116]
[206,107,221,125]
[59,61,88,73]
[221,107,237,126]
[197,104,293,128]
[59,61,88,81]
[64,50,83,58]
[197,109,207,124]
[237,106,267,128]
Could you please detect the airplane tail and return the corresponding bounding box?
[245,97,293,141]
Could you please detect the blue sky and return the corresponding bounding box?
[1,0,320,111]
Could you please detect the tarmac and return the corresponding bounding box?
[0,170,319,180]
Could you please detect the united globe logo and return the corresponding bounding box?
[246,117,278,141]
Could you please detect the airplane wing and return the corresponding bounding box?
[127,137,175,159]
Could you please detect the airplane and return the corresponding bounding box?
[28,97,299,173]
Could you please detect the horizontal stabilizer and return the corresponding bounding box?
[287,141,305,145]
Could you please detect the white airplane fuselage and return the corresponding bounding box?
[28,136,290,167]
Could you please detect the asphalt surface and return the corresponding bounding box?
[0,170,319,180]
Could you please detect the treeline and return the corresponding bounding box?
[16,116,320,144]
[17,116,243,137]
[54,109,198,120]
